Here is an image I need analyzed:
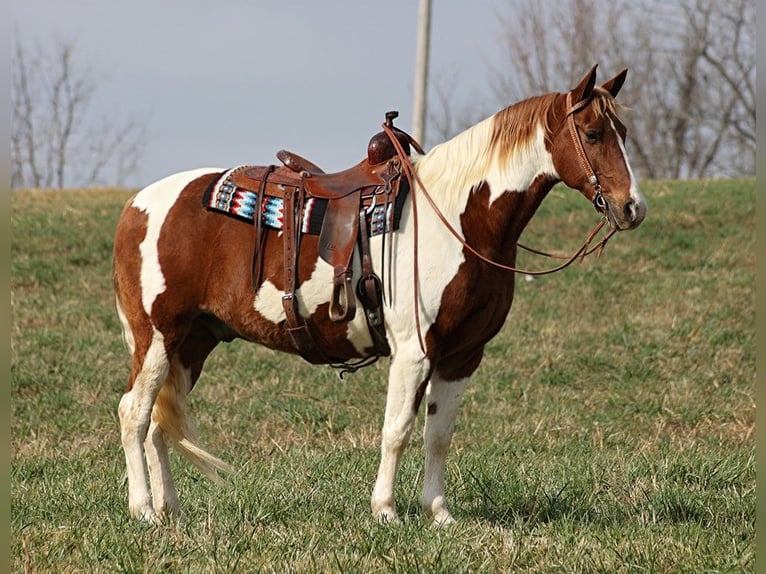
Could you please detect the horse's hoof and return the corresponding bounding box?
[132,506,160,525]
[374,508,400,525]
[155,506,184,525]
[431,510,456,527]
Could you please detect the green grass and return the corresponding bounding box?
[11,179,754,573]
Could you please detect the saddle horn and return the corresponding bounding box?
[367,111,420,164]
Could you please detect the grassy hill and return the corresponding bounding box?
[11,179,754,572]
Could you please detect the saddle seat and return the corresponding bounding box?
[280,154,398,200]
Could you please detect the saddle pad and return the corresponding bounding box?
[203,166,407,237]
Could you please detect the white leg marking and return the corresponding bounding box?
[131,169,222,316]
[118,329,169,523]
[371,348,430,523]
[421,375,469,526]
[145,419,180,520]
[145,363,190,522]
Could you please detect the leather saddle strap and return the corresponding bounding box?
[357,206,381,318]
[251,165,275,292]
[356,206,391,356]
[281,186,327,364]
[320,191,360,323]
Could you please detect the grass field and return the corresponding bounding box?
[11,178,754,573]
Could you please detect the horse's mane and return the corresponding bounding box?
[412,88,618,203]
[489,93,558,164]
[491,88,619,162]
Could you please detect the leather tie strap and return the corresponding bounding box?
[281,186,328,364]
[251,165,275,292]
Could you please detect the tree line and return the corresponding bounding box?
[430,0,755,180]
[11,0,754,188]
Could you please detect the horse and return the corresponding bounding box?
[113,65,647,526]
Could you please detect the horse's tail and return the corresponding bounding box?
[152,367,234,483]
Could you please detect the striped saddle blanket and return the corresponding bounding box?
[204,166,407,237]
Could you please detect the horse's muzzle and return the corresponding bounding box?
[607,194,647,231]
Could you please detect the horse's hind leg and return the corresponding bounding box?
[117,316,170,524]
[143,356,186,520]
[144,322,224,520]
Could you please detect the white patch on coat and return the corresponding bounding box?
[131,169,222,316]
[381,117,553,349]
[115,295,135,354]
[254,255,375,353]
[486,124,556,204]
[412,118,554,209]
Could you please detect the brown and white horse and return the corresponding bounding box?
[113,66,646,525]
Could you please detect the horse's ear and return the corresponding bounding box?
[601,68,628,98]
[570,65,598,104]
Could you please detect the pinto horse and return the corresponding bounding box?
[113,66,646,525]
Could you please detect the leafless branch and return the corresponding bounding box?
[431,0,755,179]
[11,35,148,189]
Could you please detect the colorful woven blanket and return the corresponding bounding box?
[203,166,406,237]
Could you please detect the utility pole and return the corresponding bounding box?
[412,0,431,146]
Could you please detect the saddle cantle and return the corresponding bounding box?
[276,149,324,175]
[206,111,420,367]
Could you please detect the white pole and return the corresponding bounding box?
[412,0,432,145]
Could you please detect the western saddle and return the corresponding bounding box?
[228,111,422,368]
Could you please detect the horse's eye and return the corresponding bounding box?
[585,131,602,144]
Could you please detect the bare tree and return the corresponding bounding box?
[626,0,755,178]
[488,0,632,106]
[11,36,147,189]
[426,71,490,147]
[433,0,755,180]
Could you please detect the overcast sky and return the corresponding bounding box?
[11,1,511,188]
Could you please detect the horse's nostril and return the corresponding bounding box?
[623,200,636,222]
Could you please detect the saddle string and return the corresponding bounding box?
[382,192,393,304]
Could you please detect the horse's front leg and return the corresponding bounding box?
[421,374,469,525]
[371,350,431,523]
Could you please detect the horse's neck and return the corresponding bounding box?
[412,113,558,260]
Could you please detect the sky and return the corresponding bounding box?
[11,1,510,188]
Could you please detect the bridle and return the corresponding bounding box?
[516,92,618,261]
[564,91,609,216]
[381,93,618,353]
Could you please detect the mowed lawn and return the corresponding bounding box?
[11,178,754,573]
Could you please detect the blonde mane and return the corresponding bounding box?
[491,88,619,164]
[412,89,619,206]
[489,93,557,165]
[411,94,555,207]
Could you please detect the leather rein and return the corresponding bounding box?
[381,92,618,353]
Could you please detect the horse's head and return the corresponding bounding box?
[550,65,647,231]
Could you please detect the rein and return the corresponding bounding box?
[381,94,617,354]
